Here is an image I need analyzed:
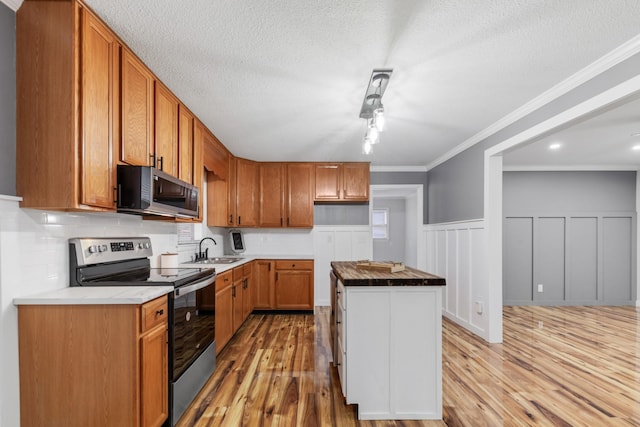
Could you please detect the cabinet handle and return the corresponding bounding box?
[238,216,241,225]
[268,263,271,272]
[113,187,118,204]
[280,218,283,227]
[158,156,164,171]
[335,362,341,367]
[156,309,164,316]
[149,153,156,168]
[287,217,290,226]
[275,272,279,281]
[232,285,236,297]
[336,291,341,295]
[336,320,341,324]
[229,214,233,224]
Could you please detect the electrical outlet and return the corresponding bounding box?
[537,284,544,293]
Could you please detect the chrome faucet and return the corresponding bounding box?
[196,237,217,261]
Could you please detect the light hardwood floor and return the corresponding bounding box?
[177,305,640,426]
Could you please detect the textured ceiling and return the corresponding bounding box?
[40,1,640,166]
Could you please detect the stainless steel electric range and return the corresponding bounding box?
[69,237,217,427]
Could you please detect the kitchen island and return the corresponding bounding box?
[330,261,446,420]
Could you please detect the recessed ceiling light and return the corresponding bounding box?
[549,143,561,150]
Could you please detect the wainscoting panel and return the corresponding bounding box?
[424,220,488,339]
[504,212,636,305]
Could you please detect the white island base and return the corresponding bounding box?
[335,282,443,420]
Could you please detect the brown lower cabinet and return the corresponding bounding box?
[215,262,254,354]
[17,296,168,427]
[254,259,314,310]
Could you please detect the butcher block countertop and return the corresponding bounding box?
[331,261,446,287]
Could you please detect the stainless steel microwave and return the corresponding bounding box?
[117,165,199,218]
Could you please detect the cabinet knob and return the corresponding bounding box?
[156,309,164,316]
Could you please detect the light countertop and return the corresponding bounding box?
[13,286,174,305]
[180,254,314,272]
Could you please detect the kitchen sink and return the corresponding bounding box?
[193,257,244,265]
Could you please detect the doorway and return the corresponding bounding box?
[370,185,424,269]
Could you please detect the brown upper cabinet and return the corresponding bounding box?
[259,163,314,228]
[121,47,154,168]
[178,106,194,184]
[154,82,179,177]
[314,162,370,202]
[17,2,120,211]
[235,158,260,227]
[205,131,234,227]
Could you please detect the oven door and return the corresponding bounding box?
[170,275,216,381]
[169,274,216,426]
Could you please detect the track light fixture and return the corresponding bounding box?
[359,68,392,154]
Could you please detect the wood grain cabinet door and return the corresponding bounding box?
[287,163,314,227]
[140,324,168,427]
[121,48,154,167]
[342,163,370,201]
[80,10,119,209]
[178,105,194,184]
[253,260,275,309]
[154,83,179,177]
[275,269,313,310]
[314,164,341,201]
[235,158,259,226]
[259,163,285,227]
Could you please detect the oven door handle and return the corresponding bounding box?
[174,274,216,297]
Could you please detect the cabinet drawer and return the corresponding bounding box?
[233,265,244,281]
[274,260,313,270]
[216,270,233,292]
[141,296,168,333]
[243,262,253,276]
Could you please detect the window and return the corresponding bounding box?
[372,209,389,239]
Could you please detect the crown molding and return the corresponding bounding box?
[502,165,639,172]
[1,0,22,11]
[426,34,640,172]
[370,165,428,173]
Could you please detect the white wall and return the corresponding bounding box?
[0,197,180,427]
[313,226,372,306]
[424,220,489,341]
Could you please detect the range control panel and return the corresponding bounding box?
[69,237,153,266]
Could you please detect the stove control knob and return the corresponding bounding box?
[137,243,144,250]
[144,242,151,249]
[98,244,108,253]
[88,245,98,254]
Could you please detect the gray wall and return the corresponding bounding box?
[503,171,637,305]
[313,204,369,225]
[427,52,640,224]
[0,3,15,196]
[372,198,406,263]
[370,171,428,223]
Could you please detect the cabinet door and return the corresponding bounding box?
[314,164,341,201]
[342,163,370,201]
[287,163,314,227]
[232,281,244,333]
[121,48,154,166]
[254,260,274,309]
[259,163,285,227]
[178,105,194,184]
[80,10,119,209]
[215,284,234,353]
[154,82,179,177]
[192,119,205,222]
[275,270,313,310]
[235,158,259,226]
[140,324,168,427]
[227,155,237,226]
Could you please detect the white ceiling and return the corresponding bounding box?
[12,0,640,167]
[504,94,640,169]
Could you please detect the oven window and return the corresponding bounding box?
[171,285,215,381]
